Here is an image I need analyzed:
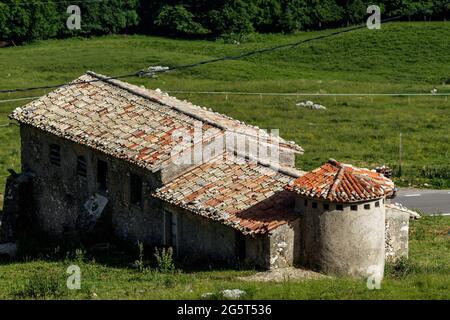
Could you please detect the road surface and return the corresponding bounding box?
[395,188,450,216]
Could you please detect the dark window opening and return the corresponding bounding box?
[364,204,371,210]
[77,156,87,177]
[304,199,308,207]
[235,232,246,262]
[130,173,143,207]
[97,159,108,192]
[351,205,358,211]
[164,211,172,247]
[336,204,344,211]
[49,144,61,166]
[312,202,318,209]
[375,201,380,208]
[323,203,330,210]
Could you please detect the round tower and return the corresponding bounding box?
[286,159,394,279]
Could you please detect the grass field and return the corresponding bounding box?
[0,216,448,300]
[1,22,450,202]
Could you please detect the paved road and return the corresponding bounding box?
[395,189,450,216]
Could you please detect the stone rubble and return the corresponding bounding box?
[296,101,327,110]
[221,289,246,299]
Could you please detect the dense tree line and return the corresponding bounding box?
[0,0,448,42]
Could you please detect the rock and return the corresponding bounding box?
[296,101,326,110]
[221,289,246,299]
[201,292,214,299]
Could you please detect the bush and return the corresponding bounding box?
[154,247,175,274]
[155,5,208,36]
[13,271,65,299]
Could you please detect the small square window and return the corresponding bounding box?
[312,202,318,209]
[351,205,358,211]
[336,204,344,211]
[130,173,143,207]
[49,144,61,166]
[375,201,380,208]
[323,203,330,210]
[364,204,371,210]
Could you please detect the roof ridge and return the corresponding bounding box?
[327,164,345,201]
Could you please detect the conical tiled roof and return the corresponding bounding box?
[285,159,395,203]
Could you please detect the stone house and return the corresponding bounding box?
[2,71,410,277]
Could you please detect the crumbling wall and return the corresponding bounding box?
[385,207,409,262]
[19,124,165,246]
[268,220,300,269]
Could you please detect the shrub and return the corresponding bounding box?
[135,241,146,272]
[13,271,65,299]
[154,247,175,274]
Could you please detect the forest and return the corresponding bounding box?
[0,0,449,42]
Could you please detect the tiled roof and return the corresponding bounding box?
[286,159,395,203]
[153,154,299,235]
[10,72,303,172]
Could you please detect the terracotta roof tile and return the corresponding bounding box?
[286,159,395,203]
[153,153,299,235]
[10,72,303,172]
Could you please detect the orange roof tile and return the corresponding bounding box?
[285,159,395,203]
[153,153,299,235]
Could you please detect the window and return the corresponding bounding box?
[312,202,318,209]
[130,173,143,207]
[336,204,344,211]
[323,203,330,210]
[375,201,380,208]
[77,156,87,177]
[97,159,108,192]
[364,204,371,210]
[49,144,61,166]
[304,200,308,207]
[351,205,358,211]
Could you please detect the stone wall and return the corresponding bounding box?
[20,124,166,245]
[268,220,301,269]
[385,207,409,262]
[297,197,386,278]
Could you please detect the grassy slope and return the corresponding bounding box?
[0,216,448,300]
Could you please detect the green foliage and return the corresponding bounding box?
[385,256,418,279]
[0,0,449,41]
[13,271,65,299]
[155,5,208,36]
[154,247,176,274]
[0,0,139,42]
[135,241,145,272]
